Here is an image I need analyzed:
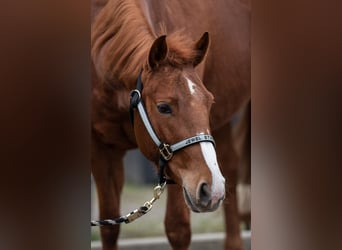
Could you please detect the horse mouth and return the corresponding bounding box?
[183,187,201,213]
[183,187,224,213]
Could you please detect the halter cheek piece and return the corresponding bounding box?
[129,72,216,185]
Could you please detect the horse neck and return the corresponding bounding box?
[91,0,155,90]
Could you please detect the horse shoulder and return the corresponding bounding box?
[92,84,136,149]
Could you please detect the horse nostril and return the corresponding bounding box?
[198,182,211,207]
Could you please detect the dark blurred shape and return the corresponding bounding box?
[0,1,90,250]
[253,0,342,250]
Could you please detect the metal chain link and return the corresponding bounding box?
[91,182,166,226]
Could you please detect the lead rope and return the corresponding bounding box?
[91,182,166,226]
[91,72,169,227]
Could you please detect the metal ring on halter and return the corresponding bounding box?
[130,89,141,100]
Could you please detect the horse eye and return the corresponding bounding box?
[157,103,172,114]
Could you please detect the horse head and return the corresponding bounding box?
[132,32,225,212]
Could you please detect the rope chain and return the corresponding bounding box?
[91,182,166,226]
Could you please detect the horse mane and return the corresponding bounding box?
[91,0,200,88]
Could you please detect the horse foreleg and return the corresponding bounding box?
[214,122,243,250]
[92,133,125,250]
[165,184,191,250]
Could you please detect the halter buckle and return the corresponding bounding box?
[159,143,173,161]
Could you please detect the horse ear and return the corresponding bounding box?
[148,35,168,69]
[193,32,210,67]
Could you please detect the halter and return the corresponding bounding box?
[129,72,216,185]
[91,72,216,227]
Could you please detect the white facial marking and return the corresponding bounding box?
[200,141,226,203]
[186,77,196,95]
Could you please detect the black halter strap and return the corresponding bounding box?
[130,72,215,185]
[129,73,143,126]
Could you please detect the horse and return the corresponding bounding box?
[91,0,250,250]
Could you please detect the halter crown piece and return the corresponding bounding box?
[129,72,216,185]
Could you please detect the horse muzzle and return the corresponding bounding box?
[183,181,225,212]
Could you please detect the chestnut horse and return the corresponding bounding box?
[91,0,250,250]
